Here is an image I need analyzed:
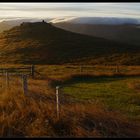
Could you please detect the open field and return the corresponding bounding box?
[0,65,140,137]
[0,3,140,138]
[61,76,140,119]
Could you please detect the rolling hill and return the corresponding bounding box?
[54,22,140,46]
[0,18,52,33]
[0,21,139,65]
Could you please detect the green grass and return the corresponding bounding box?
[61,76,140,119]
[0,64,140,119]
[0,64,140,137]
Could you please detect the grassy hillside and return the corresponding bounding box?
[0,21,139,65]
[0,65,140,137]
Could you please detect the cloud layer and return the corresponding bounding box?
[50,17,140,25]
[0,3,140,19]
[0,3,140,26]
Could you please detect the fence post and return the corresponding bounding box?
[22,74,28,96]
[80,65,83,73]
[5,71,9,88]
[56,86,60,119]
[3,69,5,76]
[31,65,35,79]
[116,64,120,73]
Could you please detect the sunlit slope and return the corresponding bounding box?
[0,21,139,65]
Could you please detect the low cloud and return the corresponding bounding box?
[51,17,140,25]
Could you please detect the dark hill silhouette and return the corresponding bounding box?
[0,22,139,65]
[54,22,140,46]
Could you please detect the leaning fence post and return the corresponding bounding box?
[5,71,9,88]
[56,86,60,119]
[31,65,35,79]
[22,74,28,96]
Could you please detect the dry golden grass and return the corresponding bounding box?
[0,65,139,137]
[0,64,140,79]
[59,103,140,138]
[127,81,140,92]
[0,74,139,138]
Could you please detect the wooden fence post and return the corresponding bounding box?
[5,71,9,88]
[22,75,28,96]
[3,69,5,76]
[116,64,120,73]
[80,65,83,73]
[56,86,60,119]
[31,65,35,79]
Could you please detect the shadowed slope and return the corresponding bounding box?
[0,21,139,65]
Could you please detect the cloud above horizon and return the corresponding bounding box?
[0,3,140,21]
[50,17,140,25]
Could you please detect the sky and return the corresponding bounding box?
[0,3,140,21]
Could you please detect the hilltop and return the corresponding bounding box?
[0,21,139,65]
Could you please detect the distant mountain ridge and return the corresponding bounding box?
[54,22,140,46]
[0,21,139,65]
